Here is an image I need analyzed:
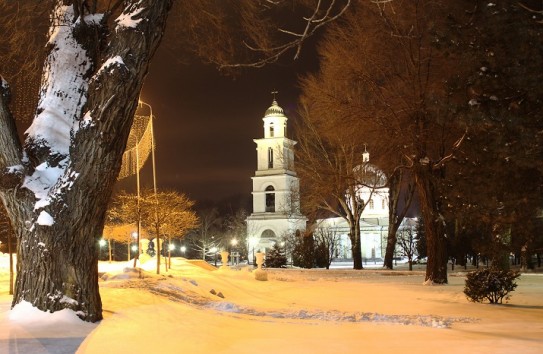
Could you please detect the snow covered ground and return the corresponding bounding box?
[0,253,541,353]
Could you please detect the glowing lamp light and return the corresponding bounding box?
[131,245,138,252]
[99,239,107,247]
[231,238,238,246]
[132,232,138,239]
[168,244,175,251]
[180,246,186,253]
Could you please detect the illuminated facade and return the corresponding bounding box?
[317,150,391,261]
[246,98,307,254]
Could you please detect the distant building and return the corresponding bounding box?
[316,149,390,261]
[246,97,415,265]
[246,98,307,254]
[316,150,416,262]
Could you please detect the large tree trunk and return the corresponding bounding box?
[414,165,448,284]
[383,170,414,269]
[0,1,172,322]
[383,172,401,269]
[383,228,398,269]
[349,222,363,270]
[490,223,511,270]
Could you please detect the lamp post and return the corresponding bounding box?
[180,245,186,257]
[129,231,138,261]
[99,239,106,261]
[248,236,257,266]
[230,238,238,266]
[167,243,175,270]
[210,247,218,266]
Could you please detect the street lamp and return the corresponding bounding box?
[248,236,257,266]
[180,246,186,255]
[210,247,218,266]
[230,239,238,266]
[98,239,106,261]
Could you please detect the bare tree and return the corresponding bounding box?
[295,104,386,269]
[224,208,250,261]
[296,1,475,283]
[140,190,198,272]
[396,221,418,271]
[0,1,172,321]
[313,226,341,269]
[175,0,352,69]
[102,223,140,262]
[107,189,198,270]
[190,208,222,260]
[383,172,415,269]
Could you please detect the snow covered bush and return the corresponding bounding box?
[464,268,520,304]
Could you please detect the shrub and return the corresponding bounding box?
[265,243,287,268]
[464,268,521,304]
[292,234,315,268]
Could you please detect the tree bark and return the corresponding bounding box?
[383,174,400,269]
[414,165,448,284]
[349,221,363,270]
[383,170,414,269]
[0,0,172,322]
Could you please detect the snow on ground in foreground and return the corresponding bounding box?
[0,253,542,354]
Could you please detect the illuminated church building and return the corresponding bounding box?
[247,97,414,262]
[246,98,307,254]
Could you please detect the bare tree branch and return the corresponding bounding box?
[222,0,352,68]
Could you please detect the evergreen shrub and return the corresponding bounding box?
[464,268,520,304]
[265,243,287,268]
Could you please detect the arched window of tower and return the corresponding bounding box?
[261,229,276,238]
[265,185,275,212]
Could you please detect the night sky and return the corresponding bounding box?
[118,40,317,207]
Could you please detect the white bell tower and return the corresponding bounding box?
[246,95,306,255]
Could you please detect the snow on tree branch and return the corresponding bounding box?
[26,5,92,157]
[115,2,145,30]
[23,4,95,213]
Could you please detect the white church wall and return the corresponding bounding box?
[247,98,307,257]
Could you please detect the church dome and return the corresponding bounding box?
[264,99,285,116]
